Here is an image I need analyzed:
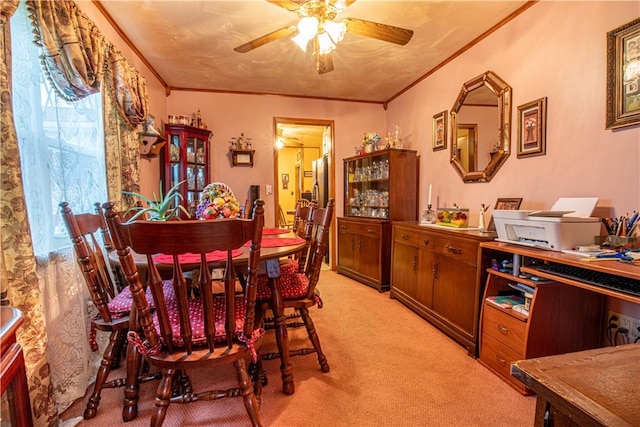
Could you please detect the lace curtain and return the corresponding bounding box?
[11,1,108,420]
[2,0,149,424]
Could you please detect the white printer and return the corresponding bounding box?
[493,198,601,251]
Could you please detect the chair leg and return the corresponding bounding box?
[84,329,122,419]
[122,339,141,421]
[151,369,175,427]
[235,358,263,427]
[299,307,330,373]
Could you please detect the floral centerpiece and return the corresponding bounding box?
[195,182,241,219]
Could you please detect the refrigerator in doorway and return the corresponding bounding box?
[312,156,328,209]
[312,155,329,263]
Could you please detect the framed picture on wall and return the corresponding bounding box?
[432,110,447,151]
[606,18,640,129]
[487,198,523,232]
[517,97,547,158]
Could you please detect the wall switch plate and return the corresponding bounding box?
[265,184,272,195]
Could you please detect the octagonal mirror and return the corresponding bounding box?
[450,71,512,183]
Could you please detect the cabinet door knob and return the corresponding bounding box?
[423,239,429,246]
[497,324,509,335]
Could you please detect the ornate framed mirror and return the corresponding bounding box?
[450,71,512,183]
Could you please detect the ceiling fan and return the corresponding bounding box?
[234,0,414,74]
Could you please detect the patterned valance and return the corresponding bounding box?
[26,0,106,101]
[25,0,149,129]
[106,46,148,130]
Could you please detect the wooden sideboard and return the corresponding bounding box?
[390,222,496,357]
[1,306,33,427]
[337,217,391,292]
[479,241,640,394]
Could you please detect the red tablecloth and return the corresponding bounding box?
[245,237,305,248]
[153,249,243,265]
[262,228,291,235]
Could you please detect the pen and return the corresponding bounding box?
[626,211,638,235]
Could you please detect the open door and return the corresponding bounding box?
[274,118,335,269]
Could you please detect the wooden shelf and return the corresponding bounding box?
[230,149,254,167]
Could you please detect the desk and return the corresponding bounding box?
[1,306,33,427]
[478,241,640,393]
[511,344,640,427]
[108,232,306,395]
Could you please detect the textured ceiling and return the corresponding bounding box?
[96,0,532,103]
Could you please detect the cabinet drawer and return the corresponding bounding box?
[339,220,380,237]
[482,304,526,353]
[480,333,525,389]
[433,237,478,265]
[393,229,434,248]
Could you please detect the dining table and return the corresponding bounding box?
[108,227,305,395]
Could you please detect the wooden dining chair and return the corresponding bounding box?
[59,202,160,421]
[103,199,266,427]
[256,198,334,374]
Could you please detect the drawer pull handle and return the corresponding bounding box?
[495,355,507,366]
[340,225,346,229]
[367,229,375,234]
[401,234,409,240]
[497,324,509,335]
[446,245,462,254]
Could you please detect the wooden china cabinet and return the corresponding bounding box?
[337,148,418,292]
[162,124,212,217]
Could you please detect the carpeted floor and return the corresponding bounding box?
[62,269,536,426]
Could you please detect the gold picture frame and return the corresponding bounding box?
[606,18,640,130]
[517,97,547,158]
[487,197,523,232]
[432,110,447,151]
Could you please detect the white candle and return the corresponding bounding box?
[428,184,432,206]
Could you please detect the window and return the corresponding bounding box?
[11,2,107,256]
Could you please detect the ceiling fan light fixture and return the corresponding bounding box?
[316,31,336,55]
[324,20,346,44]
[293,16,319,51]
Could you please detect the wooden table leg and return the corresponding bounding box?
[265,259,295,395]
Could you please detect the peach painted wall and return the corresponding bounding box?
[166,92,386,226]
[386,1,639,228]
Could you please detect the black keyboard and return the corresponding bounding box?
[537,263,640,298]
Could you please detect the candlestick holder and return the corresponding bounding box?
[422,204,436,223]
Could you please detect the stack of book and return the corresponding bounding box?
[486,294,531,317]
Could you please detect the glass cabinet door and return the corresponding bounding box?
[162,124,212,218]
[345,152,390,219]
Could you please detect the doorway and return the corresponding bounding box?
[273,117,335,269]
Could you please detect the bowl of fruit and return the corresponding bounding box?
[196,182,241,220]
[436,208,469,228]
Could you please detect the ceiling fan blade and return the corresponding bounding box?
[331,0,357,10]
[266,0,302,12]
[343,18,414,45]
[234,26,298,53]
[316,51,334,75]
